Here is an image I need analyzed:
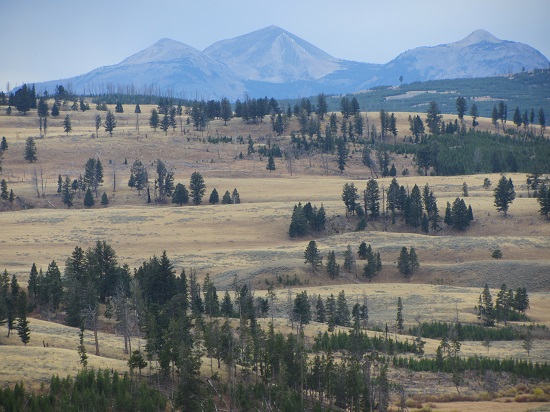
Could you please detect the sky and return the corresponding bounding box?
[1,0,548,91]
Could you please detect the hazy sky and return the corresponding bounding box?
[1,0,548,91]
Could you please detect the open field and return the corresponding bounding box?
[1,103,549,409]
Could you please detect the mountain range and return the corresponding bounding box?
[35,25,549,100]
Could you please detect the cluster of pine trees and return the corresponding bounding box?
[476,284,530,327]
[288,202,326,237]
[0,270,31,345]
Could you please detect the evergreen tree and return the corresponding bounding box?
[537,183,550,219]
[129,159,148,194]
[51,102,60,116]
[115,101,123,113]
[396,297,404,334]
[15,290,30,345]
[494,175,515,216]
[189,172,206,205]
[62,175,74,207]
[452,197,470,230]
[149,108,159,131]
[409,247,419,275]
[24,137,37,162]
[363,178,380,219]
[266,154,276,172]
[231,188,240,204]
[397,247,411,277]
[456,97,467,121]
[220,291,233,317]
[538,107,546,135]
[0,179,8,200]
[220,97,232,125]
[315,294,326,323]
[343,244,355,274]
[478,284,495,326]
[104,110,116,136]
[426,101,442,135]
[208,188,219,204]
[95,114,101,138]
[0,136,7,151]
[341,182,358,217]
[304,240,323,273]
[470,103,479,128]
[444,201,453,226]
[63,114,72,135]
[28,263,38,302]
[358,241,368,259]
[288,203,308,238]
[222,190,232,204]
[335,290,350,326]
[326,250,339,279]
[336,138,348,172]
[101,192,109,206]
[292,291,311,326]
[84,188,94,207]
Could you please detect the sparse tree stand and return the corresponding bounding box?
[104,110,116,136]
[494,175,516,217]
[304,240,323,273]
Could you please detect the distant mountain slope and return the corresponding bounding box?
[364,29,549,87]
[36,39,246,100]
[33,27,549,99]
[204,25,343,83]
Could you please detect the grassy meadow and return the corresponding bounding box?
[0,102,549,409]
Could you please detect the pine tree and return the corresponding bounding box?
[343,244,355,274]
[326,250,339,279]
[16,290,30,345]
[342,182,358,217]
[426,101,442,135]
[149,108,159,131]
[24,137,37,162]
[28,263,38,302]
[292,291,311,326]
[364,178,380,219]
[266,154,276,172]
[304,240,323,273]
[101,192,109,206]
[478,284,495,326]
[315,294,326,323]
[444,201,453,226]
[336,138,348,172]
[397,247,411,277]
[104,110,116,136]
[208,188,219,204]
[452,197,470,230]
[396,297,404,334]
[95,114,101,138]
[1,136,8,151]
[231,188,240,204]
[221,190,232,204]
[358,241,368,259]
[335,290,350,326]
[84,188,94,207]
[0,179,8,200]
[409,247,419,275]
[63,114,72,135]
[494,175,515,216]
[62,176,74,207]
[189,172,206,205]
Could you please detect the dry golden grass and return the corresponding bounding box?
[0,104,549,405]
